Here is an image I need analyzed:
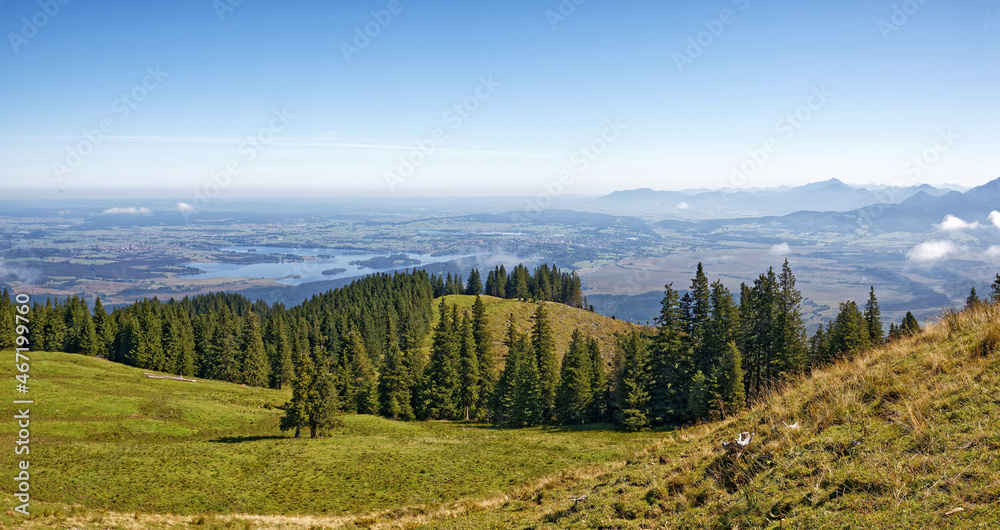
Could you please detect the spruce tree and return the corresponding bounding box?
[531,302,559,422]
[586,336,609,423]
[240,312,270,387]
[213,308,241,382]
[990,274,1000,303]
[615,331,651,431]
[471,295,495,419]
[827,301,870,361]
[457,315,480,420]
[776,259,809,377]
[0,289,14,350]
[280,349,314,438]
[687,370,710,422]
[345,327,378,415]
[967,287,981,309]
[555,329,593,423]
[712,341,745,415]
[491,322,520,424]
[92,296,115,357]
[511,334,542,426]
[864,286,884,346]
[465,269,483,296]
[266,316,294,390]
[424,301,459,419]
[649,283,692,424]
[379,328,414,420]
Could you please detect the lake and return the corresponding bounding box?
[179,246,471,285]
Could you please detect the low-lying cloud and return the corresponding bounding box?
[907,240,957,263]
[937,214,980,231]
[676,202,690,210]
[101,206,151,215]
[769,242,791,255]
[175,202,195,213]
[990,211,1000,229]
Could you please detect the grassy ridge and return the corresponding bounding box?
[428,295,648,362]
[0,350,661,528]
[434,304,1000,528]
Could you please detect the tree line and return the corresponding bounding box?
[6,260,975,435]
[433,263,586,309]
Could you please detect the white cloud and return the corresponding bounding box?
[676,202,690,210]
[937,214,980,231]
[101,206,151,215]
[907,240,957,263]
[987,246,1000,259]
[175,202,195,212]
[769,242,790,255]
[990,211,1000,229]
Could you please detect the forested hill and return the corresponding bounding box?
[2,264,585,389]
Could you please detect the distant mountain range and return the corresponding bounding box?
[656,176,1000,234]
[598,179,959,218]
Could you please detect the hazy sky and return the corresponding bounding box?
[1,0,998,198]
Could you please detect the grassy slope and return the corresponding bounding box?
[0,300,655,529]
[427,295,648,365]
[435,304,1000,528]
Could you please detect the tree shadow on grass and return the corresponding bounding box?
[210,435,288,443]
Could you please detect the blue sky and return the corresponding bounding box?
[1,0,998,197]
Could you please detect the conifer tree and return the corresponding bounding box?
[586,336,609,423]
[266,316,294,389]
[615,331,651,431]
[0,289,14,350]
[471,295,495,418]
[458,315,480,420]
[901,312,921,336]
[864,286,884,346]
[378,327,414,420]
[712,341,745,414]
[649,283,692,424]
[240,312,269,387]
[496,265,507,298]
[687,370,709,421]
[990,274,1000,303]
[213,308,241,382]
[967,287,981,309]
[530,303,559,422]
[491,323,520,424]
[827,301,870,361]
[92,296,115,356]
[280,349,314,438]
[345,327,378,414]
[465,269,483,295]
[511,334,542,426]
[776,259,809,377]
[424,301,459,419]
[556,329,592,423]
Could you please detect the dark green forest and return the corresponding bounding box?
[1,260,944,435]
